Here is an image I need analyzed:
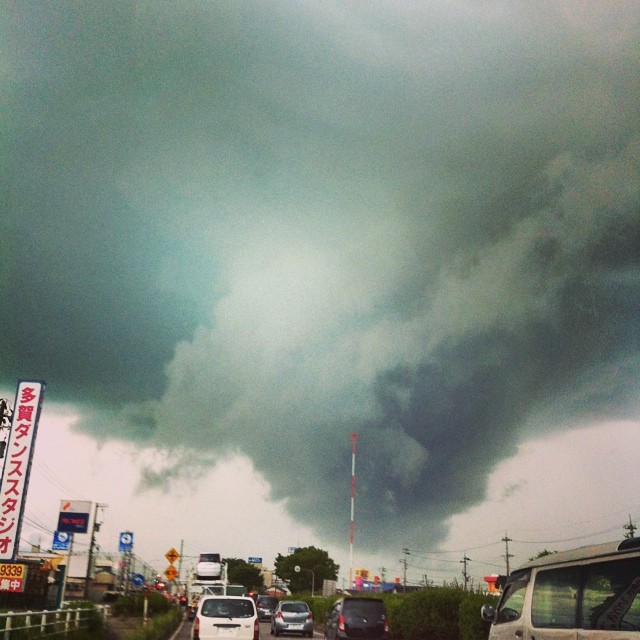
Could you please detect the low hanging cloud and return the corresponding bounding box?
[3,1,640,553]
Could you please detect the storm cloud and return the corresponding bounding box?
[3,1,640,553]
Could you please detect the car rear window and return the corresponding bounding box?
[201,598,254,618]
[258,597,278,606]
[344,599,386,618]
[199,553,221,562]
[282,602,309,613]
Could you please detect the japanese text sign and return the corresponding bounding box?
[0,381,46,561]
[0,563,26,592]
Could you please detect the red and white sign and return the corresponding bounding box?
[0,381,46,561]
[0,563,27,592]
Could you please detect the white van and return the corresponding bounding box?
[481,538,640,640]
[191,595,259,640]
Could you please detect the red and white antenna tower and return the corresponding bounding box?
[349,432,357,589]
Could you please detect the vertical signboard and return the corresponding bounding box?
[0,380,46,561]
[119,532,134,553]
[52,531,71,551]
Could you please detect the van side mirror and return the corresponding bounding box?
[481,604,496,623]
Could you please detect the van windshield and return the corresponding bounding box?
[497,571,530,624]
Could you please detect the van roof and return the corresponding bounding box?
[518,538,640,571]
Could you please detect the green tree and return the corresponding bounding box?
[225,557,264,592]
[273,546,339,594]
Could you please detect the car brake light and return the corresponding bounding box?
[253,617,260,639]
[338,613,345,632]
[385,617,390,633]
[307,612,313,621]
[277,611,283,619]
[193,616,200,639]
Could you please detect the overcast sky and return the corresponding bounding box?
[2,1,640,588]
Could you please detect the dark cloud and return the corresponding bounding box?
[3,1,640,554]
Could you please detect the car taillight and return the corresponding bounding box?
[253,617,260,639]
[338,613,346,632]
[385,617,390,633]
[277,611,284,619]
[307,612,313,621]
[193,616,200,639]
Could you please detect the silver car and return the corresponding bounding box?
[270,600,314,637]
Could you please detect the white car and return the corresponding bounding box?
[191,595,259,640]
[197,552,223,580]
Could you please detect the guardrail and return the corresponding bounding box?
[0,606,107,639]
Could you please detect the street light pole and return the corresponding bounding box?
[294,565,315,597]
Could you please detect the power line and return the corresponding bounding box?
[33,460,89,500]
[511,525,621,545]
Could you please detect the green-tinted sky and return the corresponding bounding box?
[2,1,640,561]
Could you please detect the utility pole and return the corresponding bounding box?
[178,539,184,594]
[624,514,637,539]
[400,548,409,593]
[84,503,107,599]
[460,555,471,591]
[502,533,513,576]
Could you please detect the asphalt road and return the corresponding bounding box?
[170,613,323,639]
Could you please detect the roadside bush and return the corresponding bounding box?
[290,587,495,639]
[305,594,337,627]
[123,608,182,640]
[395,587,465,640]
[64,599,106,632]
[381,593,404,639]
[458,591,496,640]
[112,592,174,618]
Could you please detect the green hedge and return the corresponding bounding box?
[111,591,175,617]
[288,587,497,640]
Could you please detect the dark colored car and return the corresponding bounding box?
[257,595,279,621]
[324,597,389,640]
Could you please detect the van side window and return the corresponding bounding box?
[582,557,640,630]
[531,567,579,628]
[496,571,530,623]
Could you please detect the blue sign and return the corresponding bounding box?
[119,531,134,553]
[248,557,262,564]
[52,531,70,551]
[131,573,145,587]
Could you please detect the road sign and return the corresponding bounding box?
[52,531,70,551]
[164,565,178,581]
[165,548,180,564]
[119,531,134,553]
[131,573,145,587]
